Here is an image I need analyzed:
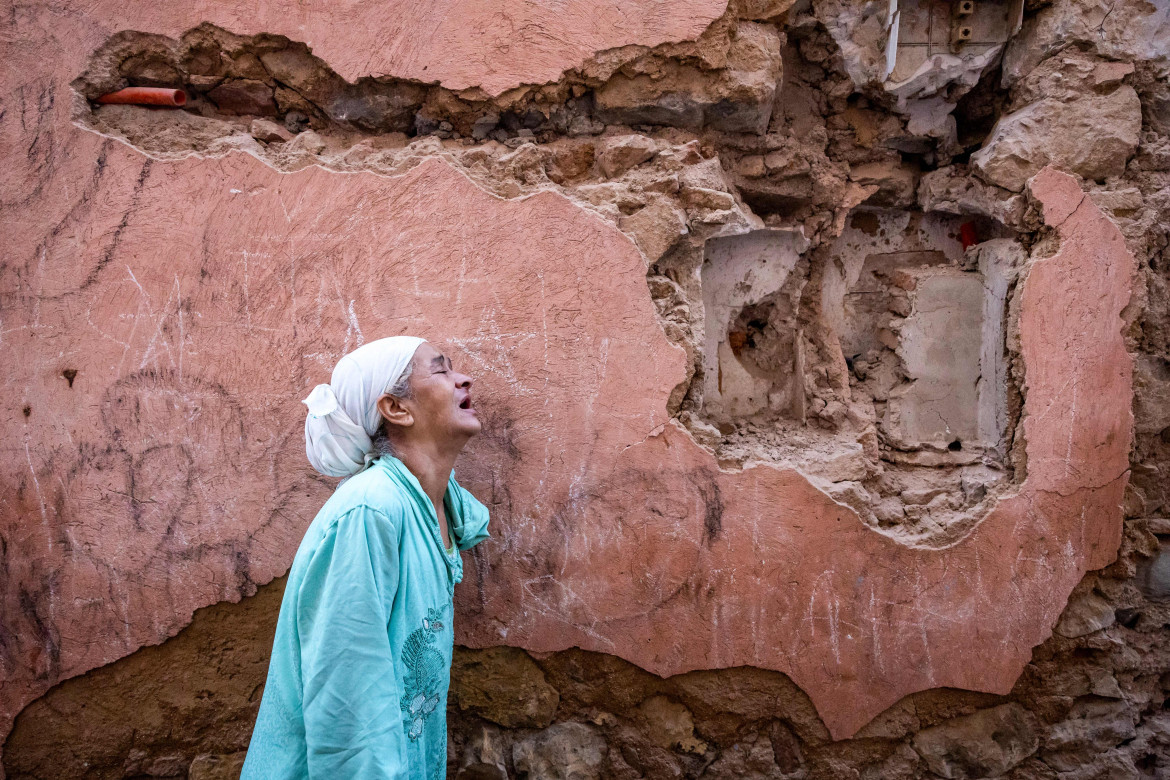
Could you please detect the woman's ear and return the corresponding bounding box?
[376,394,415,430]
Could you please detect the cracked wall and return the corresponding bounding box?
[2,0,1170,776]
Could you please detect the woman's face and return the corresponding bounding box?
[395,342,482,444]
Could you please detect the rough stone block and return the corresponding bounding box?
[911,704,1038,779]
[458,724,509,780]
[188,752,248,780]
[450,647,560,729]
[512,722,607,780]
[1054,591,1116,638]
[971,87,1142,192]
[598,135,658,179]
[249,118,292,143]
[849,160,919,208]
[207,79,277,116]
[618,197,688,266]
[595,23,782,134]
[635,696,697,751]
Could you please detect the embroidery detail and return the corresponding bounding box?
[400,606,446,742]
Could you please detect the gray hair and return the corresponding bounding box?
[372,360,414,458]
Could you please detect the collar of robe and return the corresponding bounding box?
[377,455,464,594]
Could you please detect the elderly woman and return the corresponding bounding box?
[242,336,490,780]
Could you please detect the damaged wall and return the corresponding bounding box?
[2,0,1170,776]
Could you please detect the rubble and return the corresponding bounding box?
[971,87,1142,192]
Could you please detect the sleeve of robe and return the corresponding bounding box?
[447,474,491,551]
[297,504,408,780]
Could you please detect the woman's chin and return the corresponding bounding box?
[456,410,482,436]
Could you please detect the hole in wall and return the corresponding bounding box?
[690,208,1025,546]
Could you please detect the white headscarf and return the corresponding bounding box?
[302,336,425,477]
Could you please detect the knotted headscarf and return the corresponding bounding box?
[302,336,425,477]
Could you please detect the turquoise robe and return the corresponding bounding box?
[241,456,490,780]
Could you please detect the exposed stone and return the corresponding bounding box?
[598,135,658,179]
[849,161,918,208]
[601,722,685,779]
[207,79,277,116]
[860,742,922,780]
[187,752,247,780]
[739,0,799,21]
[594,23,783,134]
[1002,0,1169,87]
[286,128,326,154]
[1134,355,1170,437]
[457,724,509,780]
[971,88,1142,192]
[450,647,560,729]
[767,720,803,775]
[903,97,958,151]
[635,696,698,752]
[699,733,784,779]
[680,185,736,211]
[1042,699,1137,771]
[813,0,888,90]
[1137,539,1170,600]
[1009,49,1136,110]
[619,197,688,265]
[910,704,1038,779]
[546,142,597,184]
[1054,590,1116,638]
[736,154,767,178]
[917,166,1027,226]
[472,113,501,141]
[248,118,292,143]
[512,722,607,780]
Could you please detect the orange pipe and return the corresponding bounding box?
[96,87,187,107]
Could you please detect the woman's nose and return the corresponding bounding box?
[456,373,472,388]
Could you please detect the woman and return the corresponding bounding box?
[242,336,490,780]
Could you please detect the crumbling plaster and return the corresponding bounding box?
[2,0,1164,773]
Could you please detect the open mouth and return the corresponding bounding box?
[459,397,472,410]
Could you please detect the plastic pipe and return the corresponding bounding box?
[96,87,187,107]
